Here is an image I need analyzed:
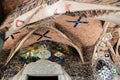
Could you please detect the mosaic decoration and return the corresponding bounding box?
[102,33,113,42]
[54,51,64,57]
[93,59,119,80]
[20,43,49,59]
[19,41,66,64]
[38,50,51,59]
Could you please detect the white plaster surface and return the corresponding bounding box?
[11,60,71,80]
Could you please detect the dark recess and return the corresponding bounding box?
[0,1,5,25]
[28,76,58,80]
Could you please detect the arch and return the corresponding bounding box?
[18,40,81,63]
[5,0,120,38]
[2,0,120,66]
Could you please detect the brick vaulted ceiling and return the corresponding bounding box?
[0,0,119,49]
[0,0,118,24]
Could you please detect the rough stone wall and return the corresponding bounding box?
[0,41,94,80]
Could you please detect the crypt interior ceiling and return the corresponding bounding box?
[0,0,120,80]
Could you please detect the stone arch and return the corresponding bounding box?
[2,0,120,66]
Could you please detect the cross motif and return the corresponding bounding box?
[5,32,20,40]
[66,16,88,27]
[33,30,51,41]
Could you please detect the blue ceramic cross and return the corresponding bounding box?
[67,16,88,27]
